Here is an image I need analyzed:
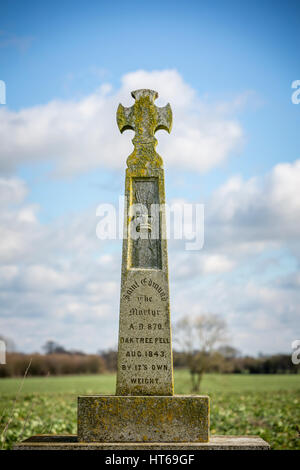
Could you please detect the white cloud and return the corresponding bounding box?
[21,265,82,292]
[208,160,300,248]
[0,69,244,176]
[202,254,235,274]
[267,160,300,217]
[0,179,40,263]
[0,177,27,205]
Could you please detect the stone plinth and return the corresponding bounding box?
[13,435,270,450]
[78,395,209,442]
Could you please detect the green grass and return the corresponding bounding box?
[0,373,117,395]
[0,371,299,450]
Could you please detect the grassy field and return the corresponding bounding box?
[0,371,299,450]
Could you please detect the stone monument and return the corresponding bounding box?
[77,89,209,444]
[14,89,270,450]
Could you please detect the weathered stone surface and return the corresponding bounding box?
[14,435,271,450]
[116,90,174,396]
[77,395,209,442]
[117,89,172,169]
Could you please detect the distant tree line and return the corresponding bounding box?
[173,349,300,375]
[0,340,104,377]
[0,347,298,378]
[0,352,106,377]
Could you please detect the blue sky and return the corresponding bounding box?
[0,0,300,355]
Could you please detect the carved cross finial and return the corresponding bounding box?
[117,89,172,169]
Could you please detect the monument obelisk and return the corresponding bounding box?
[116,89,173,396]
[77,89,209,443]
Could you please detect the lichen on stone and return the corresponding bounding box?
[117,89,172,169]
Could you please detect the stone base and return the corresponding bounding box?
[78,395,209,442]
[13,435,270,450]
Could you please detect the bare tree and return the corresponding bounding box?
[173,313,228,393]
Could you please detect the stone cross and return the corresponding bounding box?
[116,89,174,396]
[77,90,209,445]
[117,89,172,169]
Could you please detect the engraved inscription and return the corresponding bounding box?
[124,278,167,301]
[117,274,173,395]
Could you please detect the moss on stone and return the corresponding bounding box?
[78,395,209,443]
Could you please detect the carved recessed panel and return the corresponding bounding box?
[129,178,162,269]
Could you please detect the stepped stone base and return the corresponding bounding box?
[13,435,270,450]
[78,395,209,442]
